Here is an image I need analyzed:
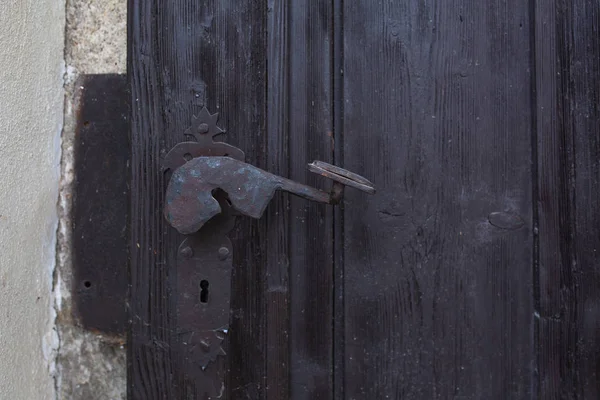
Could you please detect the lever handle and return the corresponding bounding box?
[164,156,375,234]
[308,160,376,195]
[160,108,375,393]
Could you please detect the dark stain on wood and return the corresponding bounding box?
[129,0,335,398]
[129,0,268,397]
[488,212,525,230]
[128,0,600,398]
[535,1,600,398]
[341,0,534,398]
[72,74,129,337]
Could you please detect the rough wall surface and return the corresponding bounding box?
[56,1,127,399]
[0,0,65,399]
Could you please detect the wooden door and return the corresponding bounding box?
[129,0,600,398]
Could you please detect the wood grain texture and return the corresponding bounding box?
[129,0,335,397]
[213,2,269,398]
[287,0,334,398]
[128,0,600,397]
[332,0,345,399]
[535,1,600,398]
[266,1,335,398]
[341,1,534,398]
[128,1,174,397]
[264,1,291,398]
[129,0,267,398]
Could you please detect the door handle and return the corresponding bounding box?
[164,156,375,234]
[160,107,374,396]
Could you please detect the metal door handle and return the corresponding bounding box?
[164,156,375,234]
[160,108,374,396]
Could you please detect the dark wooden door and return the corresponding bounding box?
[129,0,600,398]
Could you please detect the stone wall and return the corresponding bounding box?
[55,1,127,398]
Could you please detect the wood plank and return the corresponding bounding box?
[265,0,291,398]
[287,1,334,398]
[212,2,269,398]
[128,0,267,397]
[264,1,336,397]
[332,0,345,398]
[535,1,600,398]
[128,1,174,396]
[341,1,534,398]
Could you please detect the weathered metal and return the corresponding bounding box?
[161,108,239,397]
[164,157,375,235]
[162,107,245,174]
[72,74,129,337]
[175,202,235,397]
[308,160,376,194]
[161,107,375,397]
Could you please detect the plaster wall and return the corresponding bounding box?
[0,0,65,398]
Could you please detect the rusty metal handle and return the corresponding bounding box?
[164,156,375,235]
[160,108,376,396]
[277,176,331,204]
[308,161,376,195]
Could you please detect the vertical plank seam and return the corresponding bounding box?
[285,0,293,395]
[529,0,541,398]
[126,1,134,398]
[560,6,581,394]
[264,2,270,397]
[265,1,293,396]
[332,0,344,398]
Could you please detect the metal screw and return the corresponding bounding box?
[218,247,230,260]
[181,246,193,258]
[197,123,209,134]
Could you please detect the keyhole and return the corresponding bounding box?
[200,280,209,303]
